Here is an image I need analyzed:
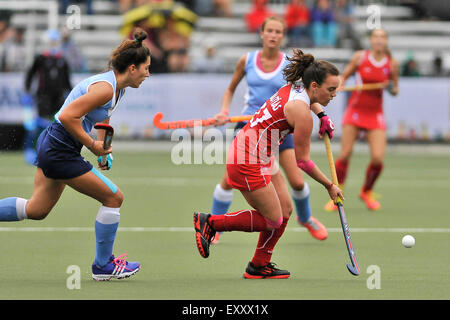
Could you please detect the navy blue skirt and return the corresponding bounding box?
[233,121,294,152]
[34,122,93,180]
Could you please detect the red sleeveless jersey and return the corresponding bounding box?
[343,50,392,130]
[226,82,310,191]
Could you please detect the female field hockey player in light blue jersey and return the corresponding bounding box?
[212,16,335,244]
[0,29,151,281]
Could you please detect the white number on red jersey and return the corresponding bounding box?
[250,103,272,128]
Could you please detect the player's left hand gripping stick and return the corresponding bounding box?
[94,123,114,168]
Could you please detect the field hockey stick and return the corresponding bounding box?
[153,112,253,130]
[94,123,114,166]
[339,82,387,92]
[324,134,361,276]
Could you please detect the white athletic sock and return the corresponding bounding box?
[16,198,28,221]
[213,184,234,203]
[96,206,121,224]
[291,182,310,200]
[291,182,312,223]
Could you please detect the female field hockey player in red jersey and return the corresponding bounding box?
[194,50,344,278]
[211,16,333,244]
[324,28,399,212]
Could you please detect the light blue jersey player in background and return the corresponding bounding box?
[0,29,151,281]
[212,16,333,243]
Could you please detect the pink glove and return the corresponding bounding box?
[319,115,335,139]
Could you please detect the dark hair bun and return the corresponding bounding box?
[133,28,147,45]
[108,27,151,73]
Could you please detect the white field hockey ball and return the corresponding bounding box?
[402,235,415,248]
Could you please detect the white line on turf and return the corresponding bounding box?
[0,227,449,233]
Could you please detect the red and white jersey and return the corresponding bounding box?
[228,82,310,166]
[343,50,392,130]
[348,50,392,110]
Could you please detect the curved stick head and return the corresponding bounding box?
[347,263,360,276]
[94,123,114,134]
[94,123,114,151]
[153,112,166,129]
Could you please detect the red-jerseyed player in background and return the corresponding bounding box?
[324,28,399,212]
[193,50,344,279]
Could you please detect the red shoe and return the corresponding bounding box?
[300,216,328,240]
[193,212,216,258]
[243,262,290,279]
[359,189,381,211]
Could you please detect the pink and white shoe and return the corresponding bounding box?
[92,253,140,281]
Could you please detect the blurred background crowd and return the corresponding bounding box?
[0,0,448,76]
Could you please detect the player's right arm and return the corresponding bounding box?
[338,50,364,89]
[285,100,344,202]
[58,82,113,157]
[215,54,246,125]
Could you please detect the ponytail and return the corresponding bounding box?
[283,49,339,88]
[108,28,151,73]
[283,49,315,84]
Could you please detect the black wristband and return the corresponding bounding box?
[317,111,327,119]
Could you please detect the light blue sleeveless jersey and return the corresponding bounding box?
[54,70,124,133]
[241,50,289,116]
